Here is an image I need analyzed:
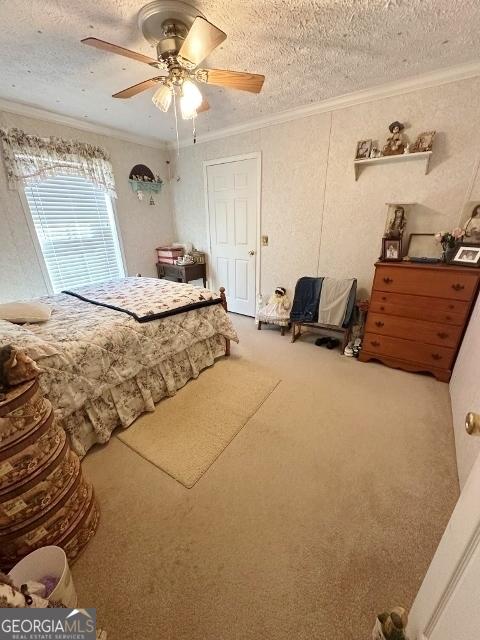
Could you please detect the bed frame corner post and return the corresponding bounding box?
[219,286,231,356]
[219,287,228,312]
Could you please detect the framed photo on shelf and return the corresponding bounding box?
[411,130,436,153]
[381,238,402,261]
[355,139,372,160]
[451,244,480,267]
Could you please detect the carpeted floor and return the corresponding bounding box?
[72,315,459,640]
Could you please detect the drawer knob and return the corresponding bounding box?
[381,296,387,301]
[448,304,455,309]
[380,306,385,311]
[452,283,465,291]
[431,353,442,361]
[383,277,393,284]
[437,332,449,340]
[371,340,380,347]
[375,321,385,327]
[445,315,452,321]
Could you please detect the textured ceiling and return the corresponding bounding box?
[0,0,479,142]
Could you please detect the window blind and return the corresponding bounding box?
[24,175,125,293]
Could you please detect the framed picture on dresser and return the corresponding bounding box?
[451,244,480,267]
[381,238,402,261]
[406,233,441,260]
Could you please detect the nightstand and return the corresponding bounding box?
[156,262,207,287]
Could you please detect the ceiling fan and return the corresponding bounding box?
[81,0,265,121]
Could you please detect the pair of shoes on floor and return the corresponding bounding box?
[344,341,354,357]
[344,338,362,357]
[315,337,340,350]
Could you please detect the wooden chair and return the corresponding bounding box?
[290,278,357,350]
[291,320,352,350]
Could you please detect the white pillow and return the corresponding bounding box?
[0,302,52,324]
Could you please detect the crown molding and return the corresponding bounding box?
[0,98,168,150]
[2,59,479,153]
[171,60,480,149]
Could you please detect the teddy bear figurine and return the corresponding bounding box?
[372,606,409,640]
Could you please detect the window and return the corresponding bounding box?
[24,175,125,293]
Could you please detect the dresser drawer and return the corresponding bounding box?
[373,266,479,300]
[370,292,469,326]
[363,332,455,370]
[365,312,462,348]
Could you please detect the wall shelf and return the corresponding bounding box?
[354,151,432,181]
[128,178,163,194]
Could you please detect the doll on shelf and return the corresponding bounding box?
[256,287,291,336]
[383,121,406,156]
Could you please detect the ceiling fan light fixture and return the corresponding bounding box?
[152,83,172,112]
[180,79,202,119]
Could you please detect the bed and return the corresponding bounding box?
[0,277,238,456]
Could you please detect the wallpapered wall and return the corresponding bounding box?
[0,111,174,302]
[171,76,480,298]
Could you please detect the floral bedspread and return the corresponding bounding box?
[64,277,222,322]
[0,279,238,454]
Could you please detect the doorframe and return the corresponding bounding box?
[203,152,262,313]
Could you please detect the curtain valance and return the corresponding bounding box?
[0,128,116,198]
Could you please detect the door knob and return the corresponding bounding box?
[465,412,480,435]
[248,250,255,256]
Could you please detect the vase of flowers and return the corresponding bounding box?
[435,228,464,263]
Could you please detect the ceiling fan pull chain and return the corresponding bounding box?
[192,114,197,144]
[172,88,180,158]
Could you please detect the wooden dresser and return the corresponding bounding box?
[359,262,480,382]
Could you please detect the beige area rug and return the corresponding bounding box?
[117,357,279,487]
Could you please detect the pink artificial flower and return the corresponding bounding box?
[434,232,443,242]
[452,227,464,239]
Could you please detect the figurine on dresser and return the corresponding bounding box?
[257,287,291,336]
[464,205,480,243]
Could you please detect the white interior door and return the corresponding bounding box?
[449,296,480,489]
[408,441,480,640]
[206,156,258,316]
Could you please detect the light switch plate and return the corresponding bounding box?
[261,235,269,246]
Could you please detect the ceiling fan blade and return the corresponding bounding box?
[112,77,164,99]
[178,17,226,68]
[197,99,210,113]
[197,68,264,93]
[81,37,161,67]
